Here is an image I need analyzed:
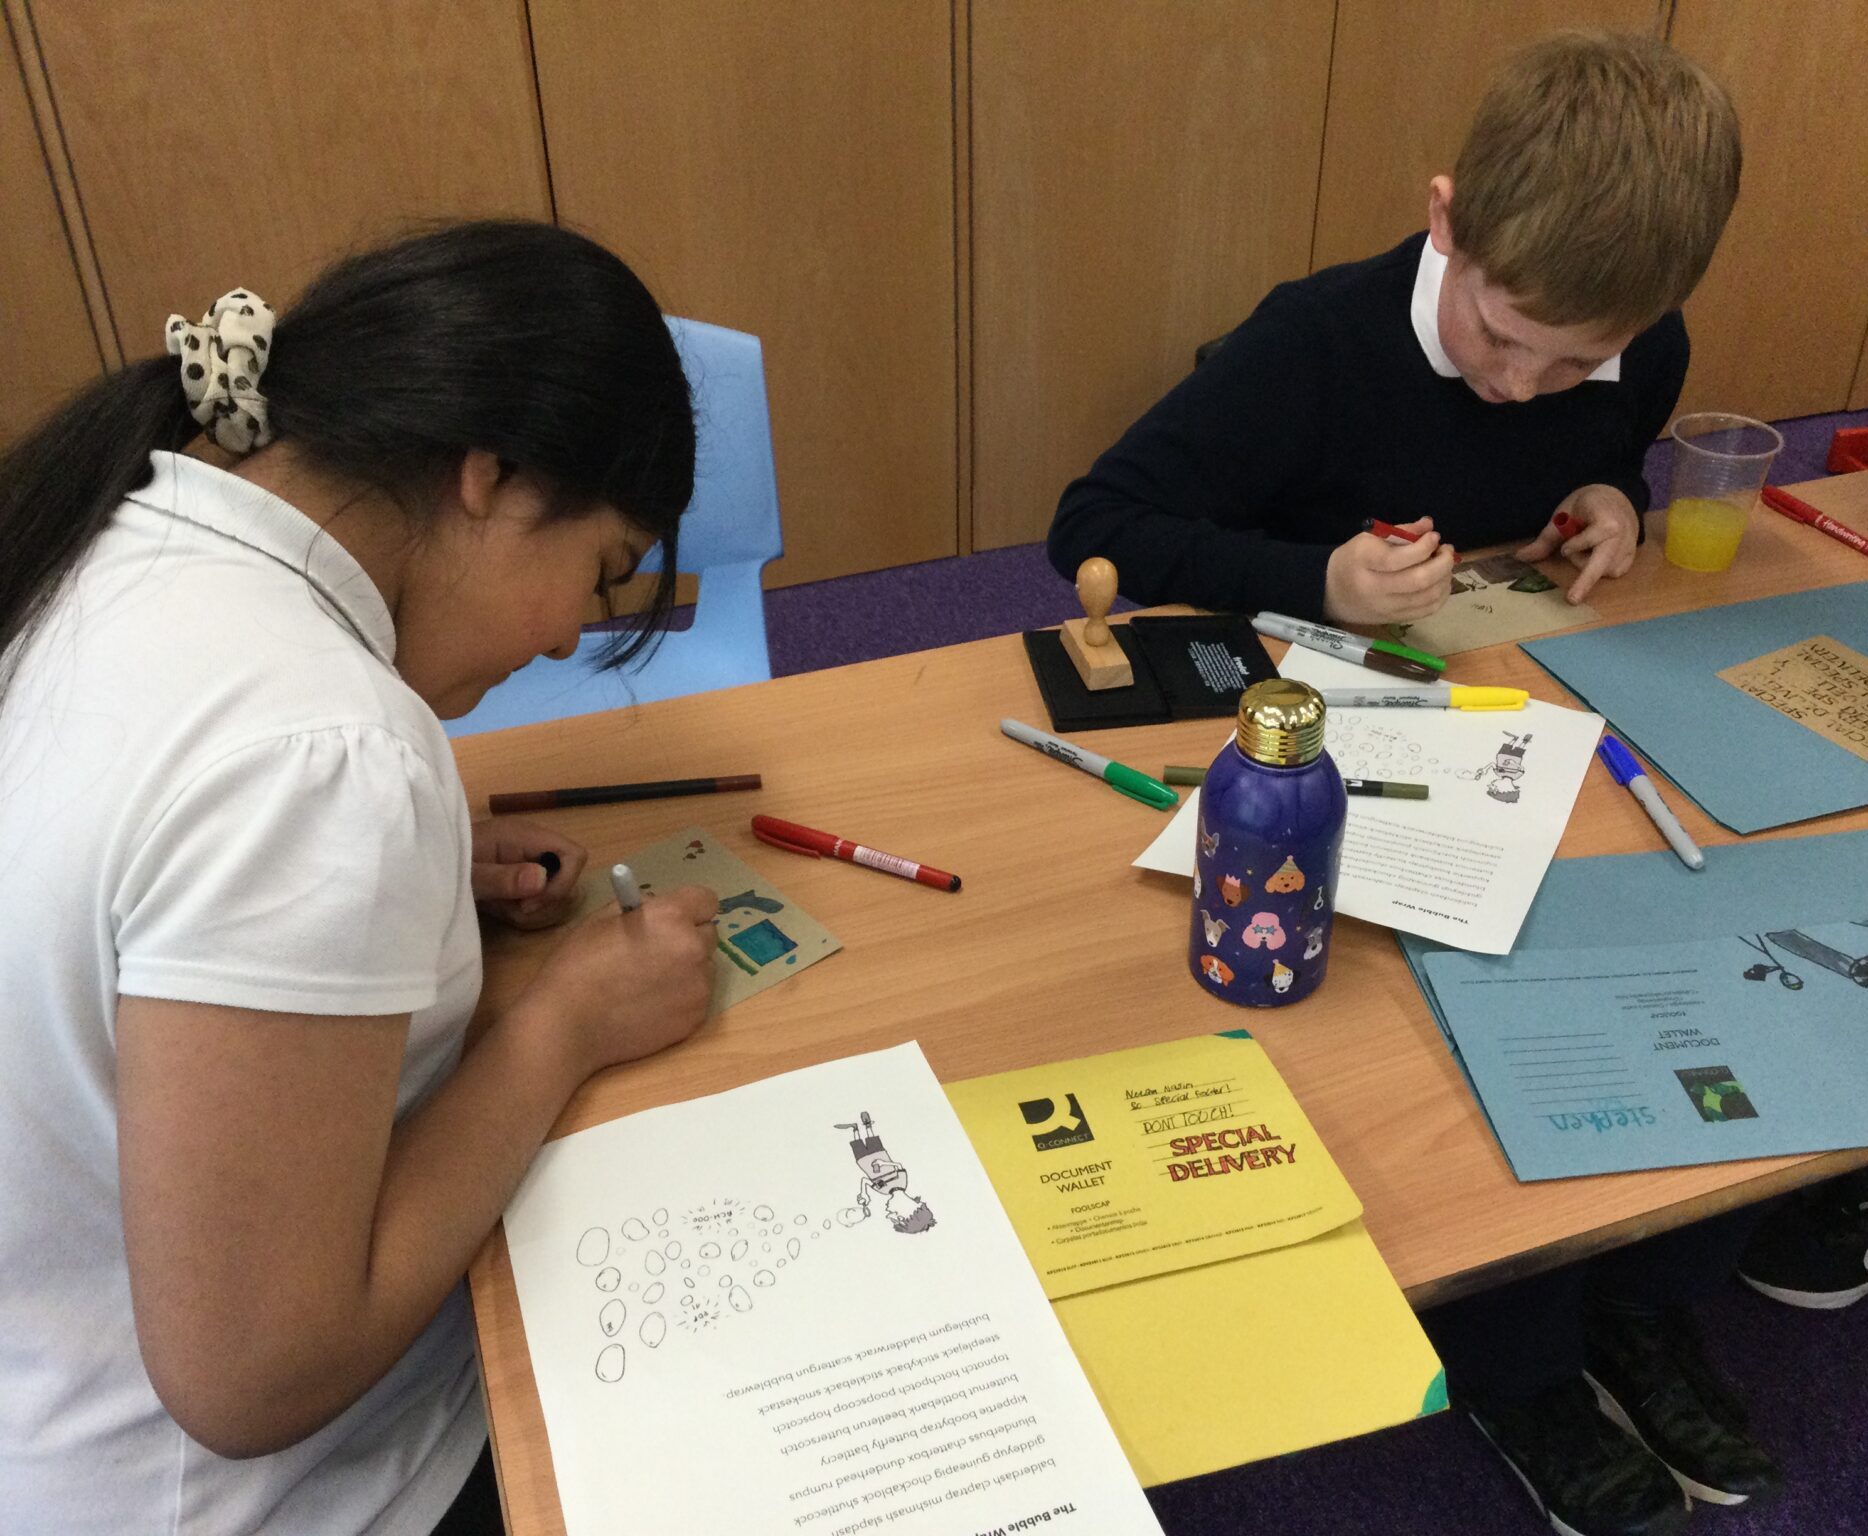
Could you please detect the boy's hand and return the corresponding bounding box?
[1323,517,1457,625]
[471,816,588,930]
[1518,485,1639,605]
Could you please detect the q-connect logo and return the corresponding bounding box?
[1018,1092,1094,1151]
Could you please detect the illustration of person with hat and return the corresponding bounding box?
[836,1112,936,1234]
[1483,731,1534,804]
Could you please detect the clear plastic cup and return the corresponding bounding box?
[1663,413,1783,572]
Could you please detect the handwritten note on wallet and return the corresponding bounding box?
[1718,635,1868,766]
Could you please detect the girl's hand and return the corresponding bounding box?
[1323,516,1457,625]
[1517,484,1639,604]
[521,884,720,1082]
[471,816,587,930]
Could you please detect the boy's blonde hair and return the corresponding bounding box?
[1450,31,1740,334]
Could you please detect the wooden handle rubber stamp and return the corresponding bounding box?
[1060,557,1133,690]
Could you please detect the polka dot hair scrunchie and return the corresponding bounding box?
[164,289,275,454]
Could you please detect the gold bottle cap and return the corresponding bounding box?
[1236,679,1326,766]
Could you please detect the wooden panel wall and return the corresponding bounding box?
[969,0,1335,552]
[1670,0,1868,421]
[28,0,551,358]
[7,3,1865,575]
[530,0,958,588]
[1310,0,1662,274]
[0,10,100,443]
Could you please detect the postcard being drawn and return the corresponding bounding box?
[574,828,839,1011]
[1383,553,1595,657]
[503,1042,1165,1535]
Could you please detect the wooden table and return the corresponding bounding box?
[457,473,1868,1533]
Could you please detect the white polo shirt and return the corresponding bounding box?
[0,453,486,1533]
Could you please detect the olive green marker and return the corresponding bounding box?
[1163,765,1207,786]
[1342,777,1430,800]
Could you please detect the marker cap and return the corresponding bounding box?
[1595,735,1643,785]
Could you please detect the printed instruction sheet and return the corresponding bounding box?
[504,1042,1164,1536]
[1135,650,1603,954]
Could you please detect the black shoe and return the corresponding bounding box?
[1583,1300,1783,1509]
[1738,1181,1868,1310]
[1459,1376,1689,1536]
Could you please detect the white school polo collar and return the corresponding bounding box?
[127,451,398,668]
[1410,236,1621,384]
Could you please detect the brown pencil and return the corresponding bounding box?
[489,774,763,814]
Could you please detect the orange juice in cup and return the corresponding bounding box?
[1662,414,1783,573]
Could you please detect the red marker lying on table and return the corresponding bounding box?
[1761,485,1868,559]
[752,815,961,893]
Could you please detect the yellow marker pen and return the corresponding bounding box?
[1316,686,1528,712]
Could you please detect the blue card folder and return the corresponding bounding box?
[1522,583,1868,834]
[1400,830,1868,1180]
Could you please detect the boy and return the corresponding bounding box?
[1048,31,1738,629]
[1051,33,1784,1536]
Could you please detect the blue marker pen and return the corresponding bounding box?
[1596,735,1704,871]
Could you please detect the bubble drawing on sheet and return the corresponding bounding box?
[676,1293,722,1333]
[568,1102,944,1388]
[1324,712,1463,783]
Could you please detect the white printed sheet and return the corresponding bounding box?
[1135,650,1602,954]
[505,1042,1163,1536]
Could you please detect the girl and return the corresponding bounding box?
[0,222,720,1533]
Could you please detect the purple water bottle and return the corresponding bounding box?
[1190,679,1346,1007]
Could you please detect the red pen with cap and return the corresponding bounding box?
[751,815,961,893]
[1761,484,1868,559]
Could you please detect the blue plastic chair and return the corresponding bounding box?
[445,318,783,737]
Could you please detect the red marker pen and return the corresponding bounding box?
[1363,518,1422,544]
[1761,485,1868,559]
[752,815,961,893]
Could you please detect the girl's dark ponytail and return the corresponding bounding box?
[0,358,197,692]
[0,220,695,703]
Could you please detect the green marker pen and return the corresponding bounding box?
[1368,636,1446,673]
[999,719,1179,810]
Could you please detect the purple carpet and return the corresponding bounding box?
[766,408,1868,680]
[761,407,1868,1534]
